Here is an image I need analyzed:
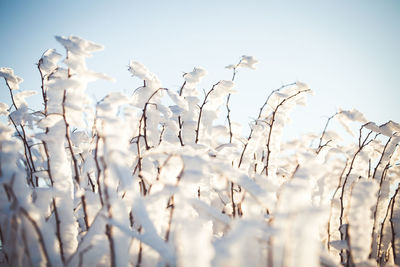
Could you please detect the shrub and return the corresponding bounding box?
[0,36,399,267]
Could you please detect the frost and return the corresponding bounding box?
[365,121,381,133]
[39,49,62,74]
[183,67,207,84]
[167,89,188,110]
[338,108,367,123]
[128,60,161,89]
[380,120,400,136]
[0,67,23,90]
[215,80,235,94]
[0,102,9,116]
[329,240,349,250]
[55,35,104,56]
[295,81,310,91]
[1,35,399,267]
[188,197,231,225]
[128,61,152,80]
[83,70,115,82]
[47,77,81,91]
[14,90,37,108]
[238,55,259,69]
[226,55,259,70]
[10,104,34,125]
[348,179,379,265]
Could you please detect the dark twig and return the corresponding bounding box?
[3,78,38,186]
[20,207,53,267]
[376,184,398,263]
[52,198,65,263]
[78,245,93,267]
[225,59,241,144]
[101,154,116,267]
[140,87,166,150]
[238,83,296,169]
[177,80,187,146]
[370,136,396,259]
[230,182,236,218]
[338,125,374,264]
[164,158,184,242]
[389,184,400,264]
[94,133,105,207]
[263,89,311,176]
[195,82,220,144]
[316,112,338,154]
[62,90,80,185]
[327,161,349,251]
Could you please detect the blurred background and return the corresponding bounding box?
[1,0,399,139]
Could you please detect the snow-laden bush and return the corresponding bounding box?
[0,36,399,267]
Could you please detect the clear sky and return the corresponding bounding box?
[1,0,399,139]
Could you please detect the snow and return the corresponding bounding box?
[40,49,62,74]
[1,35,399,267]
[348,179,379,265]
[14,90,37,108]
[0,67,23,90]
[0,102,9,116]
[55,35,104,57]
[183,67,207,84]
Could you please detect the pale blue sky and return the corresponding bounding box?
[1,0,399,138]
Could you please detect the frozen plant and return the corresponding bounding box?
[0,36,399,267]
